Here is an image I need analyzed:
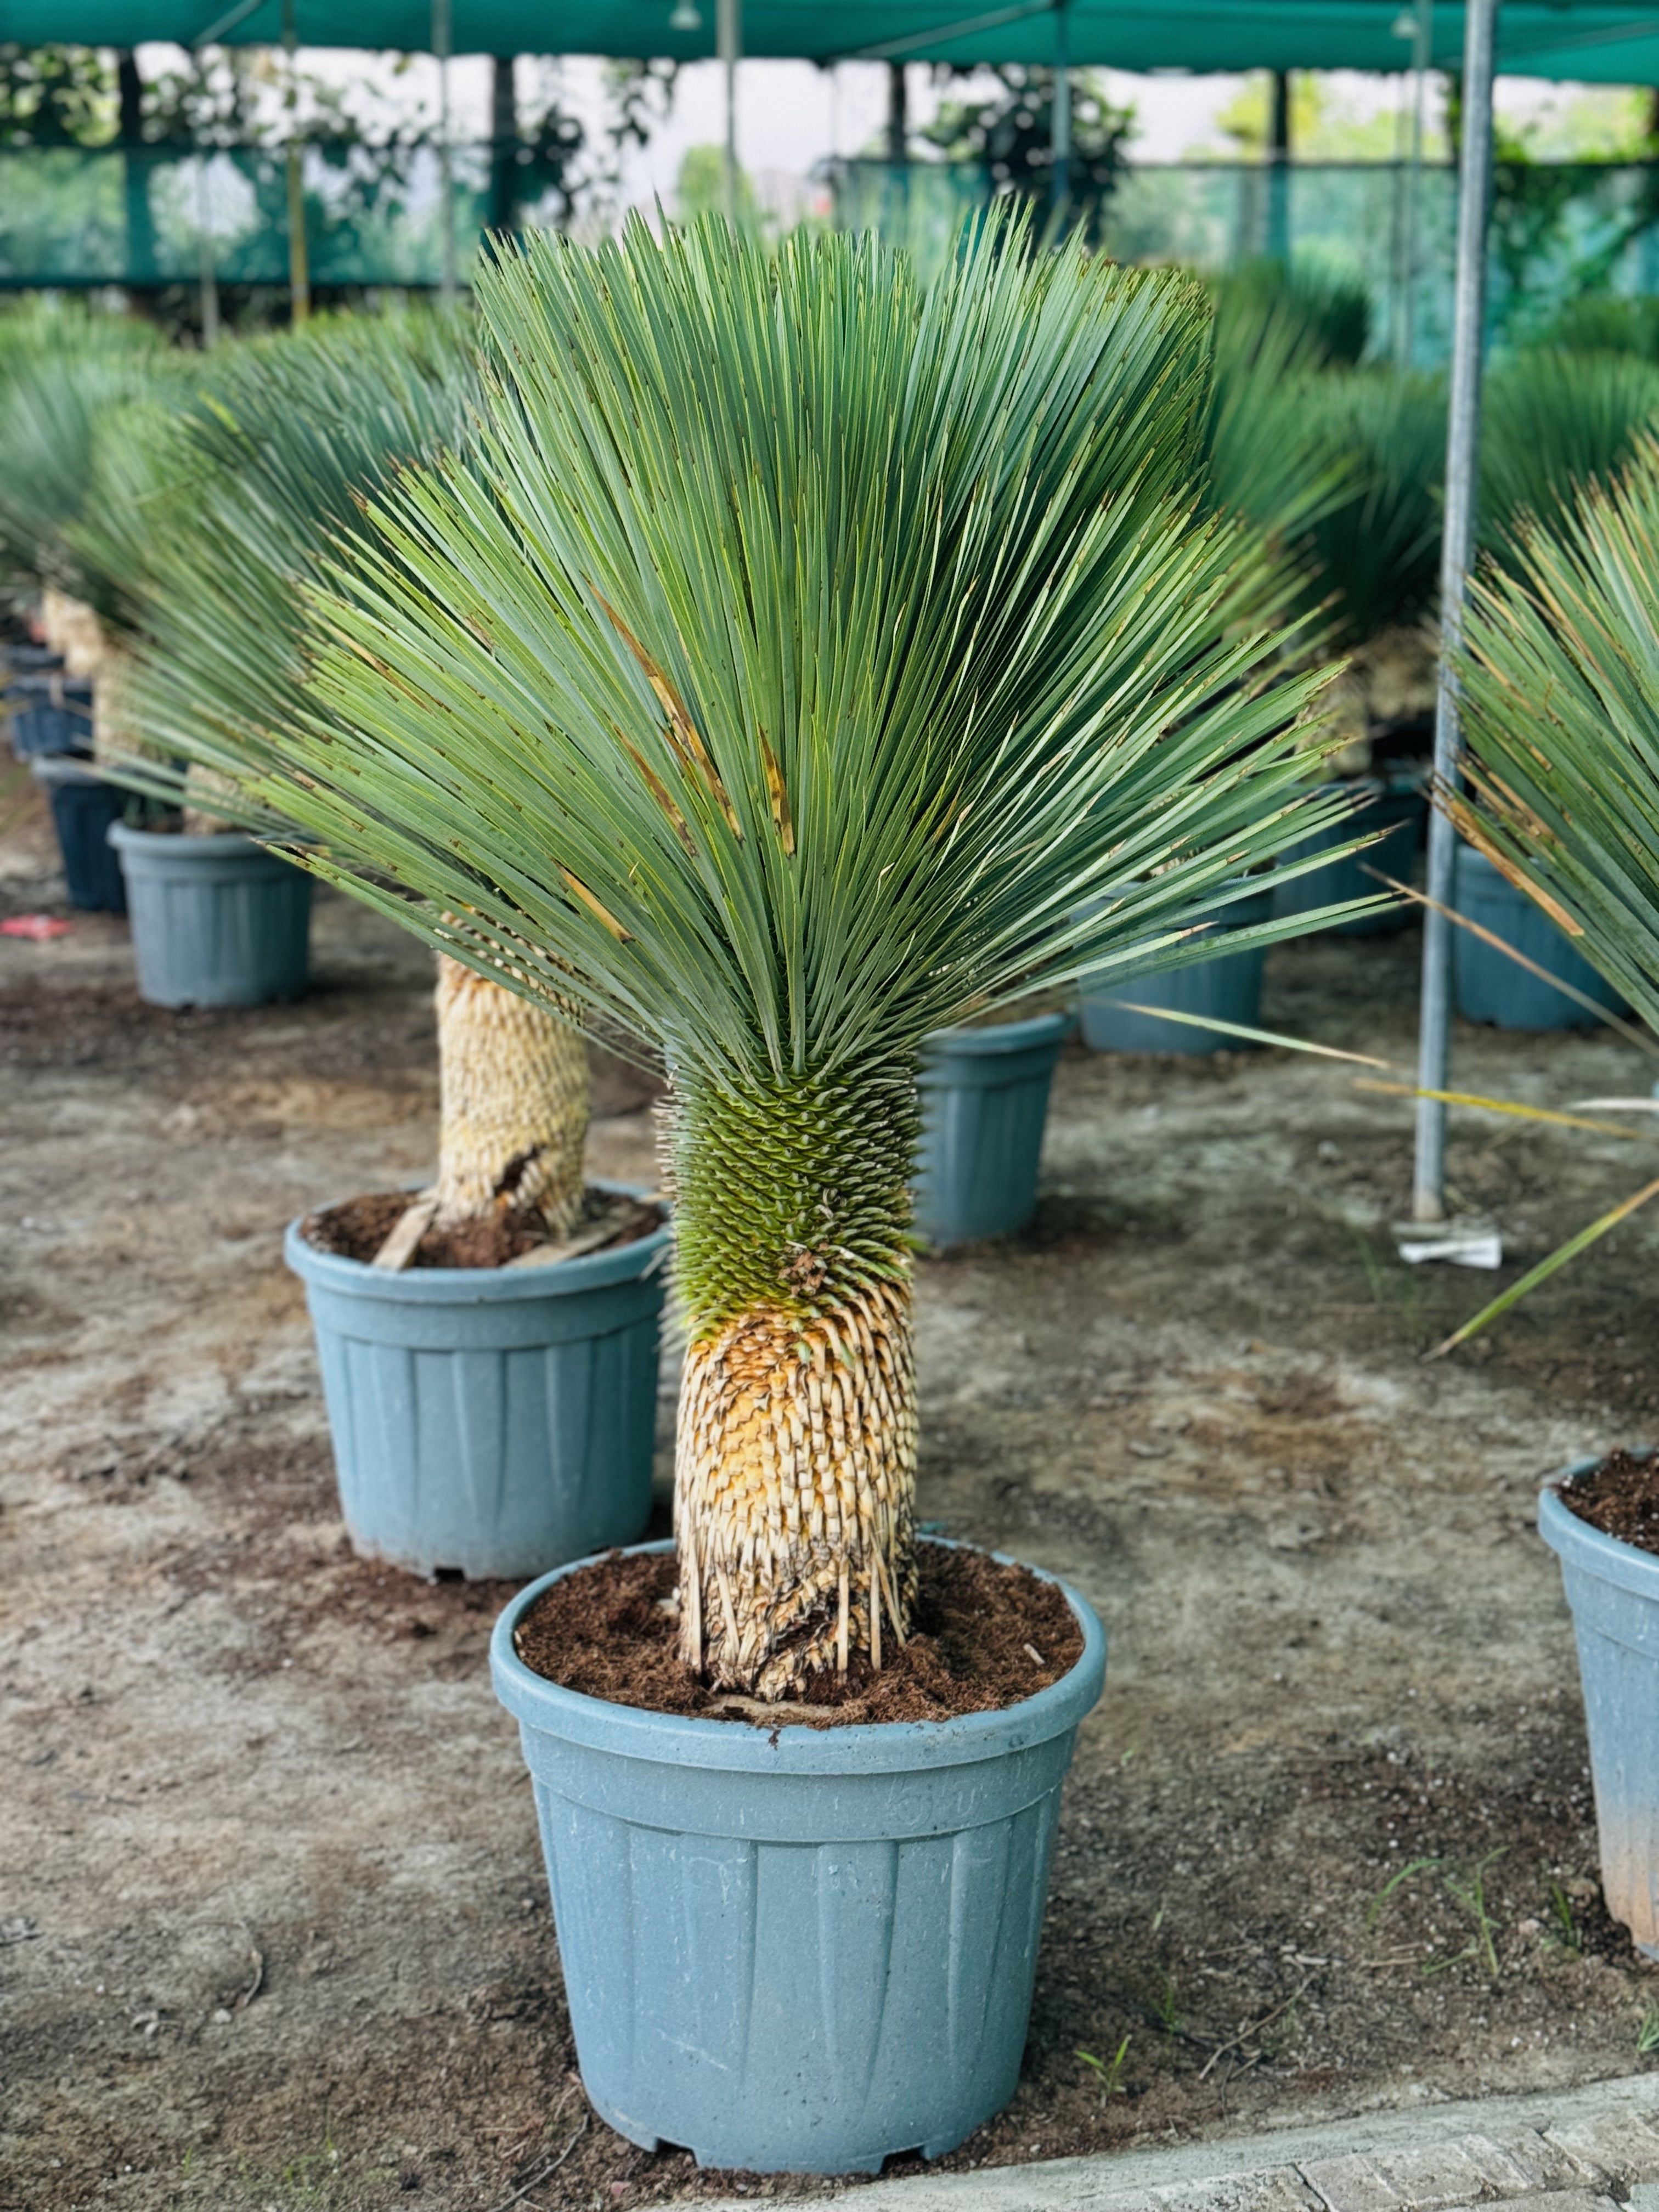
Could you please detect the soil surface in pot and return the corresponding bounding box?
[512,1544,1084,1724]
[301,1184,664,1271]
[1560,1449,1659,1554]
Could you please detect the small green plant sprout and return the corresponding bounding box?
[1366,1849,1507,1975]
[1077,2034,1132,2099]
[1436,1849,1506,1977]
[1638,2006,1659,2058]
[1154,1973,1183,2038]
[1364,1854,1442,1934]
[1544,1876,1583,1955]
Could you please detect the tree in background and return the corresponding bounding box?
[920,67,1133,225]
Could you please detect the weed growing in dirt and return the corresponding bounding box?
[1543,1875,1583,1955]
[1076,2034,1132,2100]
[1638,2006,1659,2057]
[1367,1849,1507,1975]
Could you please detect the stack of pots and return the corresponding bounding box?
[4,649,127,913]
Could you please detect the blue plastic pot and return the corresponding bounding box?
[32,757,127,912]
[1271,777,1424,936]
[1080,885,1272,1054]
[110,825,312,1008]
[491,1537,1105,2174]
[285,1201,671,1580]
[1455,845,1629,1031]
[1540,1472,1659,1959]
[915,1012,1070,1249]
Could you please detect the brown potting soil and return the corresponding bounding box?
[1559,1448,1659,1556]
[300,1184,663,1271]
[511,1542,1085,1726]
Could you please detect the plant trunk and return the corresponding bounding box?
[40,588,104,678]
[433,954,589,1233]
[669,1065,919,1699]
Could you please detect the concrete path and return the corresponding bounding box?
[706,2075,1659,2212]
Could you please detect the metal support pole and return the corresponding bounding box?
[1052,1,1071,208]
[1396,0,1432,369]
[281,0,309,324]
[718,0,741,224]
[1265,67,1290,263]
[433,0,456,304]
[1412,0,1498,1223]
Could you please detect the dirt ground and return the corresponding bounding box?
[5,755,1659,2212]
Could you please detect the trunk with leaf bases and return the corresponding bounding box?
[671,1065,919,1697]
[433,955,589,1235]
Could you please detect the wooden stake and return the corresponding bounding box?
[371,1191,438,1271]
[836,1564,850,1674]
[868,1570,882,1672]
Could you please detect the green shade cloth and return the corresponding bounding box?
[10,0,1659,75]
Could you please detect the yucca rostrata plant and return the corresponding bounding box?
[1440,437,1659,1962]
[98,314,593,1241]
[1458,430,1659,1024]
[243,215,1356,1697]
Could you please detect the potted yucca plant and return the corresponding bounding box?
[1455,429,1659,1961]
[104,315,670,1582]
[242,216,1358,2169]
[0,307,170,915]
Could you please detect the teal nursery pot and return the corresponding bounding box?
[1271,776,1423,936]
[1454,844,1629,1031]
[110,824,312,1008]
[490,1537,1106,2174]
[284,1197,670,1580]
[1080,885,1271,1054]
[1540,1470,1659,1957]
[915,1012,1070,1248]
[32,757,127,913]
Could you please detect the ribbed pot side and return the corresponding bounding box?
[110,826,312,1008]
[1270,779,1421,938]
[1455,846,1631,1031]
[1079,887,1272,1055]
[1539,1472,1659,1958]
[285,1208,670,1580]
[915,1013,1069,1248]
[491,1538,1107,2175]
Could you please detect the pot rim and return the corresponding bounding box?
[284,1178,670,1302]
[108,822,274,860]
[490,1535,1107,1776]
[922,1009,1074,1056]
[1539,1457,1659,1598]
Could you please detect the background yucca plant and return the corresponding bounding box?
[1459,431,1659,1020]
[95,314,593,1239]
[239,214,1361,1699]
[1419,430,1659,1352]
[0,302,178,683]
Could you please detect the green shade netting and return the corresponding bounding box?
[10,0,1659,76]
